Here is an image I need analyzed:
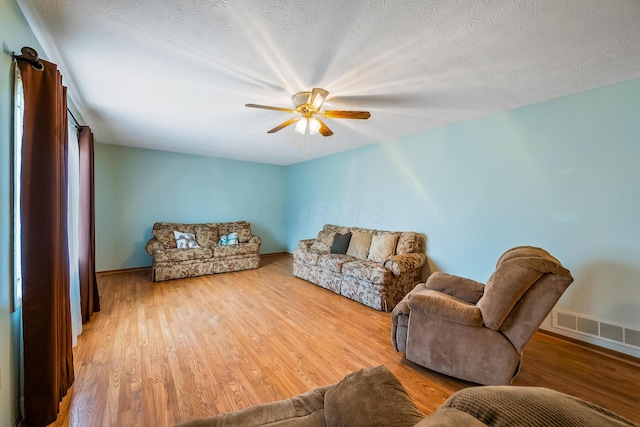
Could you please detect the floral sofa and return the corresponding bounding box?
[145,221,261,281]
[293,224,427,311]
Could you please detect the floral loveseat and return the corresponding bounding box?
[293,224,427,311]
[145,221,261,281]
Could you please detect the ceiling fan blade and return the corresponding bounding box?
[246,103,295,113]
[321,110,371,120]
[315,118,334,137]
[309,88,329,110]
[267,117,300,133]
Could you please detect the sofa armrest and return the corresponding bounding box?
[298,239,315,250]
[249,235,262,246]
[145,238,165,255]
[425,272,485,304]
[383,253,427,276]
[408,290,483,327]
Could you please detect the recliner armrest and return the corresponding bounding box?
[408,290,483,327]
[145,238,165,255]
[425,272,485,304]
[383,253,427,276]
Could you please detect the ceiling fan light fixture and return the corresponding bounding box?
[292,92,311,110]
[309,88,329,110]
[295,117,308,134]
[308,118,321,135]
[247,88,370,138]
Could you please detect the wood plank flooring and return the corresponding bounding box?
[52,254,640,426]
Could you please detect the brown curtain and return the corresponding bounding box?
[78,126,101,322]
[18,58,74,427]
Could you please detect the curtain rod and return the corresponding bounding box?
[68,109,81,129]
[13,46,83,129]
[12,46,43,70]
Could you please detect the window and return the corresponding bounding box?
[13,65,24,310]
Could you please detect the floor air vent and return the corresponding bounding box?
[552,310,640,350]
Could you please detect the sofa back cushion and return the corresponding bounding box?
[195,224,219,248]
[324,365,424,427]
[396,232,422,254]
[152,223,201,248]
[319,225,423,256]
[311,229,336,252]
[152,228,177,248]
[218,221,252,243]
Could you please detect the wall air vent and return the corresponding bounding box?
[552,310,640,350]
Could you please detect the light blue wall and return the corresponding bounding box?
[95,144,288,271]
[286,78,640,357]
[0,0,46,425]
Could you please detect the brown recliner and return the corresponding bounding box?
[392,246,574,385]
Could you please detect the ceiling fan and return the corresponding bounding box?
[246,88,371,137]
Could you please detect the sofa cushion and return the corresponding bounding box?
[219,221,252,243]
[324,365,424,427]
[413,409,486,426]
[396,232,421,255]
[368,234,399,262]
[318,254,357,273]
[154,248,213,263]
[346,231,373,259]
[342,260,393,285]
[330,232,352,254]
[293,248,321,266]
[153,228,177,248]
[310,230,335,252]
[439,386,636,427]
[194,224,218,248]
[213,242,259,257]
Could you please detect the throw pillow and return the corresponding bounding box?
[330,232,352,254]
[324,365,424,427]
[310,230,335,252]
[346,231,373,259]
[152,228,177,248]
[367,234,399,262]
[173,231,201,249]
[219,231,239,246]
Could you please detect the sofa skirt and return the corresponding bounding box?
[152,260,214,281]
[213,254,260,274]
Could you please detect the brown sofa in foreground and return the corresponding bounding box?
[392,246,574,385]
[176,365,635,427]
[145,221,261,281]
[293,224,427,311]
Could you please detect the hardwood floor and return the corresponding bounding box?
[52,254,640,426]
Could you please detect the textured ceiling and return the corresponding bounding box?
[16,0,640,165]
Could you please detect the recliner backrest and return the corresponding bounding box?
[476,247,573,335]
